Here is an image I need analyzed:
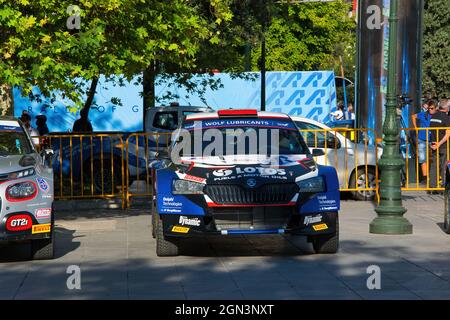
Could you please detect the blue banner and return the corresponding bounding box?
[13,75,143,133]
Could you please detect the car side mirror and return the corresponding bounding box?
[311,149,325,157]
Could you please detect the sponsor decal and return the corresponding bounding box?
[32,223,51,234]
[184,174,206,184]
[179,216,201,226]
[163,197,182,207]
[304,215,322,226]
[35,208,52,219]
[162,208,181,213]
[317,195,337,206]
[36,178,49,193]
[31,223,52,234]
[171,226,190,233]
[6,215,32,231]
[319,206,338,211]
[313,223,328,231]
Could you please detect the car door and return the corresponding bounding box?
[295,121,347,188]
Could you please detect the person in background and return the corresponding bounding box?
[429,100,450,194]
[330,103,345,121]
[19,111,40,145]
[411,101,432,183]
[36,114,49,136]
[72,108,93,133]
[345,103,356,120]
[439,98,450,117]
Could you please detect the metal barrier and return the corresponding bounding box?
[400,127,450,191]
[125,132,172,207]
[30,127,450,207]
[33,134,126,208]
[299,128,379,200]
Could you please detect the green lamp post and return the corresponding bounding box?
[370,0,412,234]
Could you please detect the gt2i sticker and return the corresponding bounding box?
[313,223,328,231]
[36,178,49,193]
[179,216,201,226]
[32,223,51,234]
[172,226,190,233]
[35,208,52,219]
[304,215,322,226]
[6,215,32,231]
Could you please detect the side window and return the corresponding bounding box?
[153,112,178,131]
[295,122,340,149]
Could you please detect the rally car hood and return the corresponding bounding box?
[0,154,38,175]
[177,155,317,185]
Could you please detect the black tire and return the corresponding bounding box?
[156,213,179,257]
[311,212,339,254]
[350,167,377,201]
[444,190,450,234]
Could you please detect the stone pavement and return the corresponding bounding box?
[1,191,450,300]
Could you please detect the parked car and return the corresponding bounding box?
[291,116,381,201]
[49,104,212,193]
[0,118,55,260]
[151,109,340,256]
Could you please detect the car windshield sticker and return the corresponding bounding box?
[184,119,297,131]
[0,121,21,132]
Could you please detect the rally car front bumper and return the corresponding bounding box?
[160,208,337,238]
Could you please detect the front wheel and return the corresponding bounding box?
[156,213,179,257]
[311,212,339,254]
[350,167,377,201]
[444,190,450,234]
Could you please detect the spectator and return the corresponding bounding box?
[36,114,49,136]
[429,100,450,193]
[411,101,432,183]
[330,103,345,121]
[72,108,93,133]
[345,103,356,120]
[19,111,40,145]
[439,98,450,117]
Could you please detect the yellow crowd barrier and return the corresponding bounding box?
[30,127,450,208]
[400,127,450,191]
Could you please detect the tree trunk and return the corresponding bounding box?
[82,76,99,116]
[143,61,158,130]
[0,84,14,117]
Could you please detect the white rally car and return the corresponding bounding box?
[0,118,55,260]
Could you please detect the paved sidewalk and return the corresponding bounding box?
[1,191,450,300]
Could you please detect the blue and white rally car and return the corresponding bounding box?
[0,118,54,260]
[151,110,340,256]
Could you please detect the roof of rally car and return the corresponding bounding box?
[185,109,290,121]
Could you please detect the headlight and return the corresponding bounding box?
[172,179,204,194]
[296,176,325,193]
[8,168,35,180]
[6,181,37,201]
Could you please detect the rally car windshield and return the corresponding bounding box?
[0,131,33,156]
[176,117,310,156]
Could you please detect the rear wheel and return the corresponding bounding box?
[156,213,179,257]
[350,167,377,201]
[84,159,122,194]
[311,212,339,254]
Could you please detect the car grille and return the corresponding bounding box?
[0,174,8,182]
[211,206,294,230]
[204,183,298,205]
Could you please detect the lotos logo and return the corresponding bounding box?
[6,215,32,231]
[36,178,49,193]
